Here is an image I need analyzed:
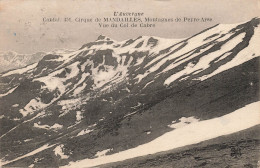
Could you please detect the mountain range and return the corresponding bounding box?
[0,49,75,73]
[0,18,259,168]
[0,51,46,73]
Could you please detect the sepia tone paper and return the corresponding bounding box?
[0,0,259,167]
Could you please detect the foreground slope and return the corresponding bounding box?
[101,125,260,168]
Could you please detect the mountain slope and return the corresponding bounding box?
[0,18,259,168]
[100,125,260,168]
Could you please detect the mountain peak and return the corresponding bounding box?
[96,35,111,41]
[249,17,260,27]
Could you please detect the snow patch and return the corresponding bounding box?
[12,104,19,107]
[34,61,80,93]
[131,102,142,109]
[54,144,69,159]
[58,98,82,117]
[99,117,105,121]
[73,83,87,96]
[135,57,145,66]
[33,123,49,129]
[33,122,63,131]
[123,87,130,92]
[124,111,138,118]
[19,98,47,117]
[36,76,65,92]
[50,124,63,130]
[3,144,56,166]
[164,32,246,85]
[24,139,32,142]
[77,123,96,136]
[168,116,199,129]
[0,86,18,98]
[197,27,260,81]
[77,128,93,136]
[28,164,34,168]
[72,73,90,96]
[95,149,112,158]
[76,111,83,123]
[2,63,37,77]
[143,80,154,89]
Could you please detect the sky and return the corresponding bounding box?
[0,0,259,54]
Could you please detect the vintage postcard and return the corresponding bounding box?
[0,0,259,167]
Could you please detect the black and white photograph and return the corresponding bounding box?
[0,0,259,167]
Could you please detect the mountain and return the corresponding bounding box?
[0,49,76,74]
[0,18,259,168]
[0,51,46,73]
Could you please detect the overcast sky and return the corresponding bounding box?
[0,0,259,54]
